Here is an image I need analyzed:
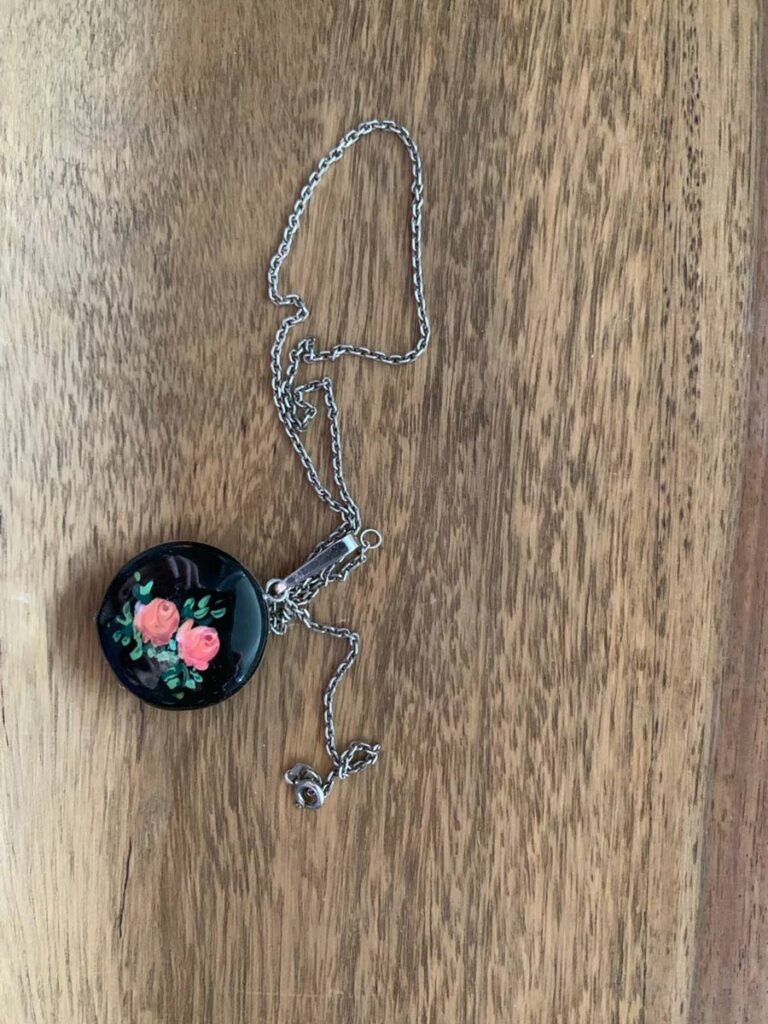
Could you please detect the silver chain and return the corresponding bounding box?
[264,119,431,810]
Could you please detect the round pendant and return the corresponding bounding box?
[96,541,269,710]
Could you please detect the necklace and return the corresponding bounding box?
[96,119,432,811]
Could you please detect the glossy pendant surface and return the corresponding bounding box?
[96,541,269,709]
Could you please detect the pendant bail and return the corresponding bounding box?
[266,532,360,601]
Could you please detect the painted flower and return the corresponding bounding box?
[177,619,220,671]
[134,598,180,647]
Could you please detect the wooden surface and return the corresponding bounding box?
[1,2,765,1022]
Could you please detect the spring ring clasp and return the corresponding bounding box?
[284,763,326,810]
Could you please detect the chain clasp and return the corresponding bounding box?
[284,763,326,810]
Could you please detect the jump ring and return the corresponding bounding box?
[360,528,383,551]
[265,578,289,602]
[294,779,325,810]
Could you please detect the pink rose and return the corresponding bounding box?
[177,619,220,671]
[134,598,180,646]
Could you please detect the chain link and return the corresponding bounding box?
[266,119,431,809]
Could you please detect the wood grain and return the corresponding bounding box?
[689,15,768,1022]
[0,2,763,1022]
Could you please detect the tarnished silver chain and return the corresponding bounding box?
[264,119,431,810]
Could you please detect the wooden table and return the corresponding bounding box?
[1,2,766,1021]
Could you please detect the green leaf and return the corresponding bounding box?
[121,636,131,647]
[162,665,180,685]
[181,598,195,617]
[174,692,184,700]
[191,669,203,683]
[133,572,141,582]
[198,595,211,610]
[193,608,210,620]
[112,631,122,642]
[210,607,226,620]
[184,678,197,689]
[122,601,131,618]
[138,581,153,597]
[129,641,144,661]
[168,639,177,652]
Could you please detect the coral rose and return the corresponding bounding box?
[134,598,180,646]
[177,619,220,671]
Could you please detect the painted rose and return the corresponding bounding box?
[134,598,180,646]
[177,619,220,671]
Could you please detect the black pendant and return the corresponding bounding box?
[96,541,269,710]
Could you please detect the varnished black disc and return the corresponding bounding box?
[96,541,268,709]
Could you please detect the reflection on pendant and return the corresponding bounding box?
[96,541,269,710]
